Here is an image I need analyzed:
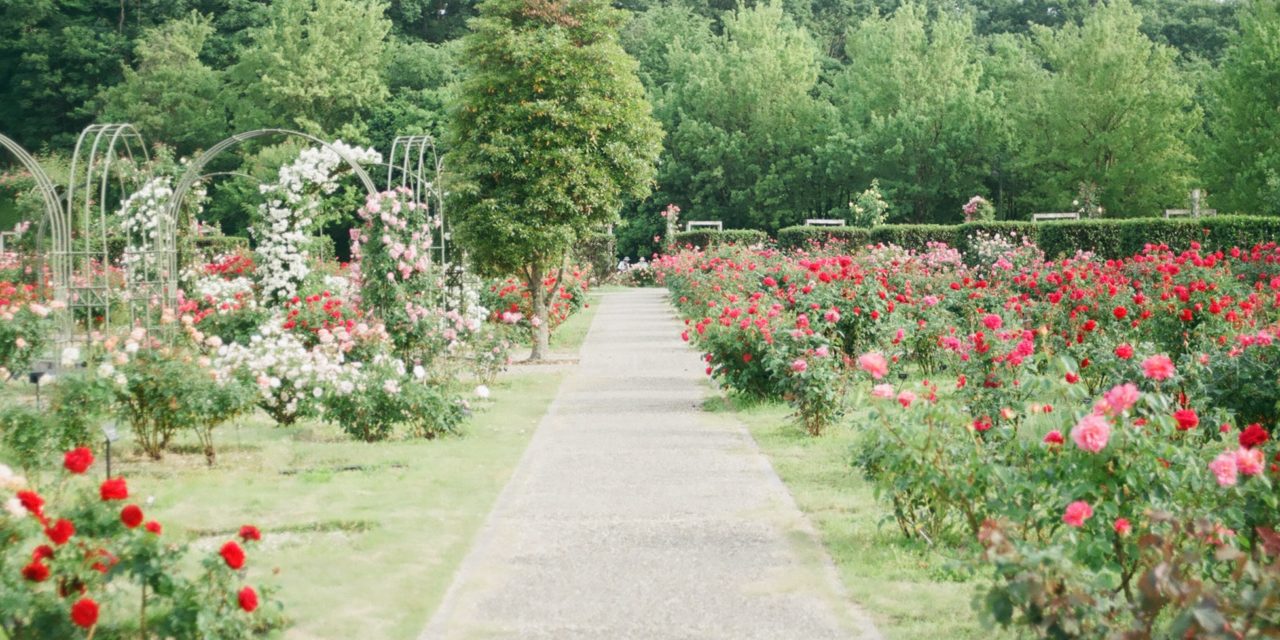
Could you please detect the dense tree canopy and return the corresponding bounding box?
[1,0,1275,257]
[448,0,663,357]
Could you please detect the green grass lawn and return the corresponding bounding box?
[0,298,603,638]
[711,397,1012,640]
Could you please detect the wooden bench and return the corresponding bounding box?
[803,218,846,227]
[1031,212,1080,222]
[684,221,723,231]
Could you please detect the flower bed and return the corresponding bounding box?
[657,238,1280,635]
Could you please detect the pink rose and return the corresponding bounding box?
[982,314,1003,330]
[1141,354,1175,381]
[1235,447,1264,476]
[1208,451,1238,487]
[790,359,808,373]
[857,352,889,379]
[823,309,841,323]
[1098,383,1139,416]
[896,390,916,408]
[1063,501,1093,527]
[1114,518,1131,536]
[1071,414,1112,453]
[871,384,895,399]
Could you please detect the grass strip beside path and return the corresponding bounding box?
[709,396,1012,640]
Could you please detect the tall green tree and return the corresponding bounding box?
[449,0,663,359]
[1205,0,1280,215]
[95,14,228,155]
[228,0,392,138]
[1002,0,1200,216]
[655,1,837,231]
[828,3,999,223]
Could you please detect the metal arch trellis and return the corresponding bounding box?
[386,135,463,310]
[0,133,63,298]
[167,128,381,231]
[61,124,160,343]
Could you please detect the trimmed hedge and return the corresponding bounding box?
[671,229,769,249]
[777,216,1280,258]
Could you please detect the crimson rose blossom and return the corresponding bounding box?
[70,598,99,629]
[1063,501,1093,527]
[100,478,128,501]
[45,519,75,545]
[144,521,163,535]
[63,448,94,474]
[1240,423,1269,449]
[239,586,259,613]
[120,505,144,529]
[16,490,44,517]
[1043,430,1065,445]
[1114,343,1134,360]
[238,525,262,542]
[1173,409,1199,431]
[220,541,246,570]
[22,560,50,582]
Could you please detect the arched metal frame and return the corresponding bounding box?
[386,135,465,311]
[0,134,63,302]
[169,128,380,229]
[386,135,448,266]
[62,124,155,342]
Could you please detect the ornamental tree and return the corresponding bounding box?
[448,0,663,360]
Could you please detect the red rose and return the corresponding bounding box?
[220,541,246,570]
[99,478,128,501]
[1043,430,1065,445]
[120,505,144,529]
[32,545,54,561]
[89,549,117,574]
[1113,306,1128,320]
[63,448,94,474]
[1173,409,1199,431]
[1065,372,1080,384]
[144,521,163,535]
[1240,424,1269,449]
[70,598,99,629]
[45,519,75,546]
[238,525,262,542]
[22,560,50,582]
[16,490,44,518]
[238,586,259,613]
[1114,343,1133,360]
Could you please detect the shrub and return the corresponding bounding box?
[322,358,465,442]
[0,451,283,638]
[670,229,769,250]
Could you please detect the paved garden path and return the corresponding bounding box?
[421,288,881,640]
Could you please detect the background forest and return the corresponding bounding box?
[1,0,1278,258]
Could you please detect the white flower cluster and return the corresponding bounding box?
[213,317,351,417]
[253,142,381,304]
[117,176,175,282]
[1,463,30,518]
[193,275,257,312]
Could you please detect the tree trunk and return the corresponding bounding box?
[527,263,551,361]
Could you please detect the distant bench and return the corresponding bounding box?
[1163,209,1217,219]
[803,219,846,227]
[1031,212,1080,222]
[684,221,723,231]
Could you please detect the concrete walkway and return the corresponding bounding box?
[421,288,881,640]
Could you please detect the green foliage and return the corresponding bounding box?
[1001,0,1201,216]
[828,4,999,223]
[670,229,770,250]
[448,0,663,357]
[655,1,836,232]
[0,406,57,473]
[1205,0,1280,215]
[572,232,619,283]
[777,216,1280,256]
[95,13,228,156]
[229,0,392,138]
